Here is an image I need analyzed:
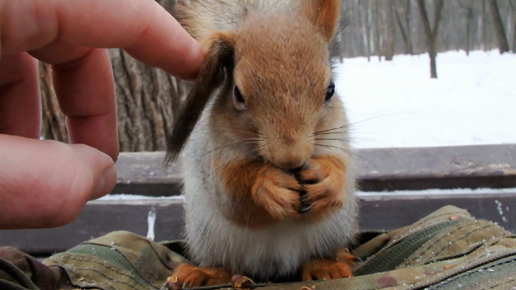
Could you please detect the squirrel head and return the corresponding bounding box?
[166,0,341,169]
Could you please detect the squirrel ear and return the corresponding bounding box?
[165,31,235,164]
[302,0,341,42]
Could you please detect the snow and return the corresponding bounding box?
[98,187,516,200]
[146,206,157,241]
[334,50,516,149]
[97,194,183,200]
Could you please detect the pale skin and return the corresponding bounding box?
[0,0,203,229]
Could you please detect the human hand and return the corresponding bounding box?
[0,0,203,229]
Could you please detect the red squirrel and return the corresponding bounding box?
[166,0,358,287]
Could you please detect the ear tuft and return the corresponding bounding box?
[303,0,341,42]
[165,31,235,165]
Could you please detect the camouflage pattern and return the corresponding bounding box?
[1,206,516,290]
[43,231,189,290]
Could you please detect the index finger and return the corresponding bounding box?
[1,0,204,80]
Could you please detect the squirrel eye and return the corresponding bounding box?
[234,86,246,105]
[325,81,335,102]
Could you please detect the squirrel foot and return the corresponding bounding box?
[166,263,232,289]
[301,249,356,281]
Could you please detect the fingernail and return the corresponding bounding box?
[91,165,117,200]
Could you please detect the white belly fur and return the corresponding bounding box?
[182,162,357,280]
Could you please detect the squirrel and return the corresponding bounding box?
[165,0,359,287]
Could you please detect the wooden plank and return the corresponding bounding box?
[0,199,185,255]
[2,192,516,255]
[356,144,516,191]
[112,144,516,195]
[112,152,183,196]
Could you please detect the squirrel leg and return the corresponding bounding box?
[166,263,232,289]
[301,248,356,281]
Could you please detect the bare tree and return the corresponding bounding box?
[416,0,445,79]
[372,0,380,61]
[356,0,372,61]
[394,0,414,55]
[383,1,396,60]
[510,0,516,53]
[481,0,492,51]
[365,0,373,62]
[487,0,510,54]
[344,2,358,58]
[459,0,474,55]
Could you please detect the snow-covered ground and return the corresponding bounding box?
[335,50,516,149]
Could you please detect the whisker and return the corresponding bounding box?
[312,113,403,136]
[312,131,347,136]
[314,144,345,150]
[201,141,250,157]
[218,126,263,136]
[197,111,228,125]
[314,144,375,167]
[314,138,350,142]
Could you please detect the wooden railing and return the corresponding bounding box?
[1,144,515,255]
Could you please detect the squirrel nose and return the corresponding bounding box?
[274,158,307,170]
[263,138,313,169]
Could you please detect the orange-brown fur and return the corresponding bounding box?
[301,248,356,281]
[166,0,358,287]
[221,159,302,229]
[217,154,348,229]
[169,264,232,289]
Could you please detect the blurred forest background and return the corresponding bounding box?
[39,0,516,152]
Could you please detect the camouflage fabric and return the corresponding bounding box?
[1,205,516,290]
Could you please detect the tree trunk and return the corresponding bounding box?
[109,49,189,152]
[384,1,396,61]
[416,0,445,79]
[482,0,490,50]
[39,63,68,142]
[513,19,516,53]
[394,0,412,54]
[39,0,189,152]
[357,1,371,62]
[404,0,413,55]
[429,46,437,79]
[358,0,371,61]
[374,0,382,61]
[349,2,358,58]
[510,0,516,53]
[365,0,372,62]
[459,1,474,56]
[487,0,510,54]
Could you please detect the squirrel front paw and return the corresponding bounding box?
[251,163,302,220]
[295,156,347,216]
[166,263,232,289]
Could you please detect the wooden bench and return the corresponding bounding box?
[1,144,515,256]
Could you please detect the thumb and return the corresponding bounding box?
[0,135,117,229]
